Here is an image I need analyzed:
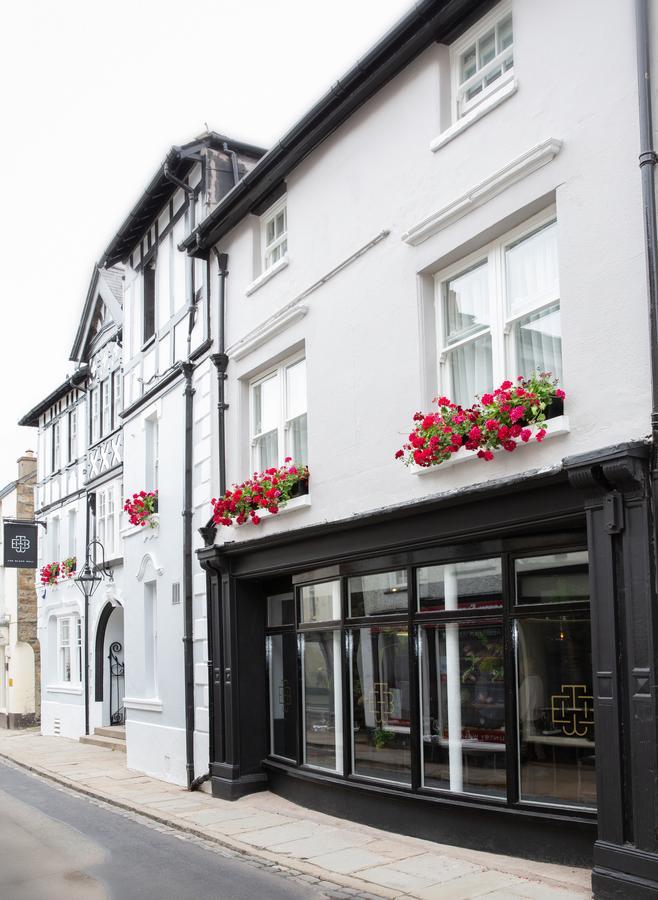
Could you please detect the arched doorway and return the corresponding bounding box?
[95,603,125,726]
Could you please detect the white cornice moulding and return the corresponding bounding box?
[228,305,309,362]
[402,138,562,246]
[123,697,163,712]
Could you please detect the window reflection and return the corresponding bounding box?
[269,632,297,760]
[515,551,589,605]
[348,571,408,617]
[351,627,411,784]
[302,630,343,773]
[418,559,502,613]
[299,581,341,624]
[421,623,506,797]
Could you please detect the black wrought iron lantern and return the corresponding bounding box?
[74,540,112,600]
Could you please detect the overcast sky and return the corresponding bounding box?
[0,0,412,483]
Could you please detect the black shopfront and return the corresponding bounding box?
[199,444,658,898]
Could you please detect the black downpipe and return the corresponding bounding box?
[84,493,93,736]
[211,251,229,497]
[164,164,203,791]
[181,361,196,790]
[636,0,658,457]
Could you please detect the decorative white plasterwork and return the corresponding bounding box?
[228,305,309,362]
[402,138,562,247]
[123,697,163,712]
[136,552,164,581]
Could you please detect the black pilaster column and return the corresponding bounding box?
[198,548,269,800]
[565,442,658,898]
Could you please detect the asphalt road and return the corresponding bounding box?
[0,760,325,900]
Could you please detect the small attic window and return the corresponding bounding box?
[262,197,287,272]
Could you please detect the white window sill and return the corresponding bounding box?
[411,416,569,476]
[46,683,83,695]
[430,77,518,153]
[120,514,159,539]
[231,493,311,528]
[123,696,163,712]
[245,256,289,297]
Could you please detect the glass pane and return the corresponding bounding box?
[348,571,408,617]
[268,593,295,627]
[444,261,489,343]
[253,374,279,435]
[461,45,476,82]
[418,559,502,613]
[299,580,341,623]
[254,430,278,471]
[302,630,342,772]
[286,360,306,419]
[517,614,595,808]
[513,302,562,382]
[478,29,496,66]
[421,623,506,797]
[285,413,308,465]
[269,632,298,760]
[497,14,513,51]
[266,218,276,245]
[351,627,411,784]
[446,332,493,408]
[484,67,502,87]
[516,551,589,605]
[506,222,559,315]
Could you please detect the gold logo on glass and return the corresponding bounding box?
[550,684,594,737]
[367,682,394,723]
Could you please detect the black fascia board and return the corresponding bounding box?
[183,0,489,255]
[18,366,89,427]
[100,132,267,269]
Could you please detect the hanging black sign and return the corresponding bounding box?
[3,522,39,569]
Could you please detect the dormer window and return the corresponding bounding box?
[262,198,287,271]
[452,2,513,120]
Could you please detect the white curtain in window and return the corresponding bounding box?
[514,303,562,380]
[506,223,559,315]
[445,261,489,342]
[447,333,493,407]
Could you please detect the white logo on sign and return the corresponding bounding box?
[11,535,30,554]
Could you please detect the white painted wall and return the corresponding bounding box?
[206,0,650,547]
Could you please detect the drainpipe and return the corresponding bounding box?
[164,162,200,790]
[84,493,93,736]
[181,361,196,790]
[635,0,658,459]
[210,251,229,497]
[222,142,240,188]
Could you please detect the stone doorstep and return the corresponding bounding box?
[0,736,591,900]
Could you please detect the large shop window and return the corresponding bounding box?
[265,544,595,814]
[435,211,561,408]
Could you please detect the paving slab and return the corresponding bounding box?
[306,847,391,875]
[387,853,483,883]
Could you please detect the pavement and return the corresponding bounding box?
[0,731,592,899]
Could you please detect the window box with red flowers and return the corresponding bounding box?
[60,557,76,579]
[40,562,61,586]
[124,490,159,529]
[211,461,310,528]
[396,374,568,474]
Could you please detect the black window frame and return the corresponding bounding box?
[264,530,594,820]
[143,263,156,345]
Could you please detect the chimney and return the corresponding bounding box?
[17,450,36,481]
